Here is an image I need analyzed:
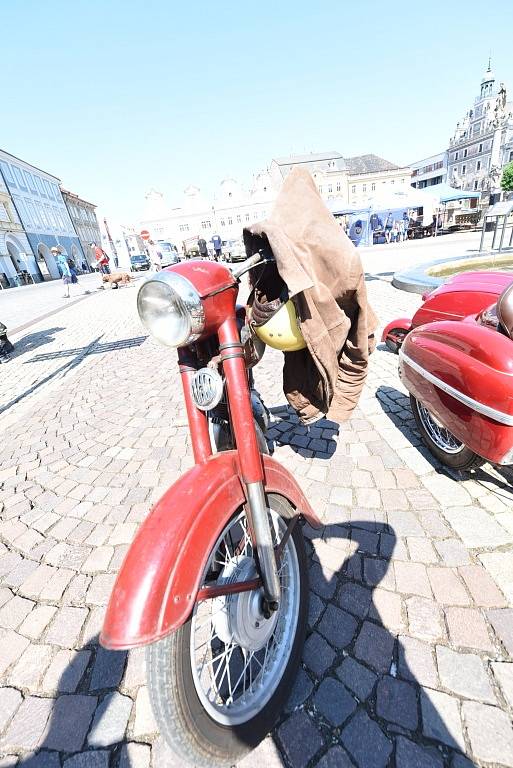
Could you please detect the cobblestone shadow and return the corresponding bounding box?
[26,337,148,364]
[268,406,339,459]
[4,635,134,767]
[271,520,476,768]
[8,327,65,359]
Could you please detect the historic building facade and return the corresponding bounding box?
[269,152,411,207]
[141,152,411,245]
[140,170,278,247]
[61,189,101,268]
[0,149,84,281]
[447,65,513,197]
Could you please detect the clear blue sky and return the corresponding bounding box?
[3,0,513,222]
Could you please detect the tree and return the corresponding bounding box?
[500,161,513,193]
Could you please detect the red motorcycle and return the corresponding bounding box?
[398,276,513,470]
[100,255,321,766]
[382,270,513,353]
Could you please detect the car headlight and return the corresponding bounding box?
[137,271,205,347]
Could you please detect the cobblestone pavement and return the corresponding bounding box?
[0,272,512,768]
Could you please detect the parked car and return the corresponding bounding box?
[157,241,180,267]
[222,238,246,262]
[130,254,150,272]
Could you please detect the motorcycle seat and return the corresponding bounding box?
[496,281,513,339]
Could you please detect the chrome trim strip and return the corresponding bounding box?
[399,349,513,427]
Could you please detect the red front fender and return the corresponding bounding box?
[100,451,320,650]
[381,317,412,343]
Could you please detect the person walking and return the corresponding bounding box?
[52,248,80,299]
[90,243,110,274]
[211,233,222,261]
[384,212,393,243]
[197,237,208,260]
[147,240,162,271]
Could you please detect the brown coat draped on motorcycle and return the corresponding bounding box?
[243,168,378,423]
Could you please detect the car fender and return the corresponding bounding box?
[100,450,320,650]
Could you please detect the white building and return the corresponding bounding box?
[140,152,411,246]
[409,152,448,189]
[269,152,411,208]
[447,64,513,197]
[140,171,277,249]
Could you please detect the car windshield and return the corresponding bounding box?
[131,255,147,262]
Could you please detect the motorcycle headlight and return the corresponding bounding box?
[137,271,205,348]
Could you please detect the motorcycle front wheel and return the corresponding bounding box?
[146,494,308,768]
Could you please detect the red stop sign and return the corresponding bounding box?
[140,230,150,241]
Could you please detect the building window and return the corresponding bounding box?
[461,165,466,175]
[454,152,459,161]
[510,151,513,162]
[228,217,233,225]
[328,185,332,193]
[362,184,366,193]
[336,182,340,192]
[351,185,356,193]
[236,215,241,223]
[463,149,468,158]
[476,161,481,171]
[179,224,189,232]
[319,186,323,194]
[201,220,211,229]
[245,213,250,221]
[473,180,479,190]
[371,183,375,191]
[478,143,483,154]
[220,219,225,227]
[13,166,26,189]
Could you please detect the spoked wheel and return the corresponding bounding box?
[146,494,308,767]
[385,327,407,353]
[410,395,484,470]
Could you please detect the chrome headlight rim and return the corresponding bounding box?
[137,270,205,348]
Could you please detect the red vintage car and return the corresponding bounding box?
[382,270,513,352]
[398,277,513,470]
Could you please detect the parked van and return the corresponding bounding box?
[157,241,180,267]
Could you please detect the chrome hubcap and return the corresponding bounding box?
[190,509,300,725]
[212,556,278,651]
[417,401,464,454]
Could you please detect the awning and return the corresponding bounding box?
[427,183,481,203]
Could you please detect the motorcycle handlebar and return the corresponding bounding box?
[230,252,268,280]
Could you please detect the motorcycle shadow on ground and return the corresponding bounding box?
[17,522,475,767]
[263,518,476,767]
[376,383,513,493]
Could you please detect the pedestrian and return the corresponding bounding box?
[198,237,208,260]
[211,233,222,261]
[52,247,80,299]
[384,212,393,243]
[90,242,110,274]
[402,212,410,241]
[147,240,162,271]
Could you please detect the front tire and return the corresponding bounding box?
[146,495,308,767]
[410,395,484,470]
